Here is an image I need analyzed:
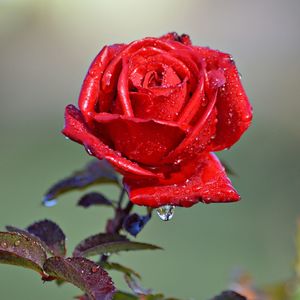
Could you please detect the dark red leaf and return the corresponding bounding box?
[73,233,161,257]
[7,220,66,257]
[43,160,119,206]
[73,234,128,257]
[0,232,47,275]
[44,257,115,300]
[27,220,66,257]
[6,226,58,257]
[209,291,246,300]
[78,192,113,208]
[101,262,141,279]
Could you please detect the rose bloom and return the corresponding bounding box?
[63,32,252,208]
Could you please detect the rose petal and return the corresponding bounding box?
[130,80,188,121]
[101,38,176,93]
[196,48,253,150]
[177,76,205,124]
[124,152,240,208]
[160,32,192,45]
[92,113,187,165]
[117,59,134,116]
[78,44,125,122]
[163,89,218,163]
[62,105,160,178]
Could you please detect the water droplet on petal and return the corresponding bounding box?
[84,146,93,156]
[14,240,20,246]
[43,197,57,207]
[242,113,252,122]
[156,205,175,221]
[202,98,208,107]
[174,158,183,165]
[65,137,70,140]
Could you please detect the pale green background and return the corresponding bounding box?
[0,0,300,299]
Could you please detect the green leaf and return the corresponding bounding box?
[0,231,47,275]
[101,262,141,279]
[43,160,120,206]
[145,295,166,300]
[113,291,138,300]
[43,257,115,300]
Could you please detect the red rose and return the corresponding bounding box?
[63,32,252,208]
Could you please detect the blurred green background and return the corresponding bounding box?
[0,0,300,299]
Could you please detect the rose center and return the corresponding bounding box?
[142,70,163,88]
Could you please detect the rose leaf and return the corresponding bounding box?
[0,231,47,275]
[43,159,119,206]
[209,290,246,300]
[43,257,115,300]
[113,291,138,300]
[73,234,128,257]
[101,262,141,279]
[6,225,55,256]
[7,219,66,257]
[73,233,162,257]
[78,192,114,208]
[26,219,66,257]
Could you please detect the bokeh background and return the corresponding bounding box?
[0,0,300,299]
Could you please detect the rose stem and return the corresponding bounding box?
[100,188,134,263]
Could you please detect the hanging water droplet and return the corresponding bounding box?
[14,240,21,246]
[43,197,58,207]
[156,205,175,221]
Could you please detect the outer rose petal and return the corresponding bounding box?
[78,44,125,122]
[124,153,240,208]
[62,105,160,178]
[92,113,186,165]
[196,47,253,150]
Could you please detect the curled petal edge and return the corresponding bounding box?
[62,105,160,179]
[124,153,240,208]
